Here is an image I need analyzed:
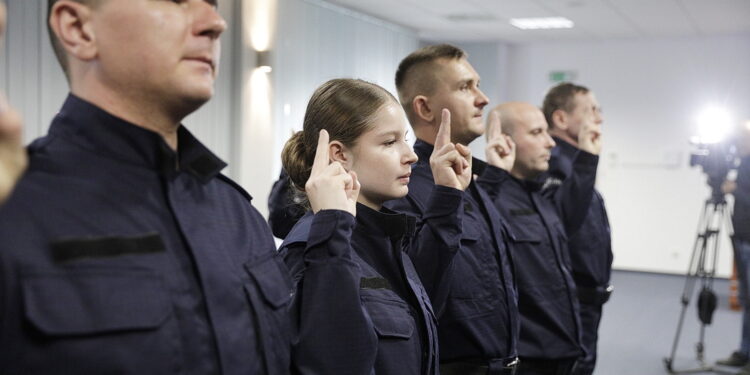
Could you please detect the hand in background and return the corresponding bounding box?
[0,0,27,204]
[578,119,602,155]
[485,109,515,172]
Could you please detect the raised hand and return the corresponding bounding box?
[485,109,515,171]
[0,95,26,204]
[578,120,602,155]
[430,109,472,190]
[305,129,360,216]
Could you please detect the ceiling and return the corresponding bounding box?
[323,0,750,43]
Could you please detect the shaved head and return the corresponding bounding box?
[491,102,543,137]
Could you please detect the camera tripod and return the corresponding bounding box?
[664,194,734,374]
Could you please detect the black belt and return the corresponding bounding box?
[440,357,519,375]
[577,284,613,305]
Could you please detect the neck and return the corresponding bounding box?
[414,124,437,146]
[550,128,577,147]
[357,195,383,211]
[510,167,537,181]
[71,80,182,151]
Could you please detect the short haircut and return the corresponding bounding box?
[47,0,100,80]
[542,82,589,129]
[395,44,466,125]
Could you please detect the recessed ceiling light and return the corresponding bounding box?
[510,17,574,30]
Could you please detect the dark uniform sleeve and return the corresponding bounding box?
[402,185,464,316]
[285,210,377,375]
[542,150,599,235]
[268,169,306,239]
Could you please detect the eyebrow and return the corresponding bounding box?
[374,130,402,138]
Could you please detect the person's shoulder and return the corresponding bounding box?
[280,213,314,250]
[216,174,252,202]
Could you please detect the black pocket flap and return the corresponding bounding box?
[363,297,414,339]
[22,269,170,336]
[510,234,542,244]
[245,253,292,309]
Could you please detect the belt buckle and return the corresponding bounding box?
[504,357,519,375]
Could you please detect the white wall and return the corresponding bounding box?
[503,34,750,277]
[270,0,419,184]
[0,0,243,176]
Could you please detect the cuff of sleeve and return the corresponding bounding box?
[574,150,599,170]
[424,185,463,219]
[305,209,355,259]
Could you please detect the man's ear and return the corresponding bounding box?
[413,95,435,123]
[328,141,351,169]
[551,109,568,131]
[49,1,98,63]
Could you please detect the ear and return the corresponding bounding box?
[328,140,352,169]
[49,1,98,63]
[413,95,435,123]
[551,109,568,131]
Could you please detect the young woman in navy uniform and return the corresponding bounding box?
[279,78,470,374]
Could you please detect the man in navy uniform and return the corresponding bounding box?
[479,102,600,375]
[542,83,611,375]
[388,44,520,375]
[717,122,750,375]
[0,1,291,374]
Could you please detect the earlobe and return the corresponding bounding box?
[50,1,98,62]
[413,96,434,123]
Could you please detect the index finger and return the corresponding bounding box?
[310,129,330,175]
[486,110,502,140]
[435,108,451,149]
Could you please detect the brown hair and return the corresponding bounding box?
[47,0,99,80]
[542,82,589,129]
[281,78,398,205]
[394,44,466,125]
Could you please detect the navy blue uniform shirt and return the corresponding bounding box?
[0,95,292,375]
[386,139,520,364]
[477,150,598,360]
[280,201,454,374]
[544,138,612,289]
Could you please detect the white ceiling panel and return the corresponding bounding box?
[681,0,750,35]
[606,0,697,37]
[322,0,750,43]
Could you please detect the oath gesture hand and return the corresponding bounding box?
[430,109,472,191]
[485,110,515,172]
[305,130,360,216]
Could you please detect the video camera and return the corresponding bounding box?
[689,140,737,201]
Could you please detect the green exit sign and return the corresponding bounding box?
[549,70,578,83]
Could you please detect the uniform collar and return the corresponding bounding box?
[552,136,578,160]
[413,138,487,176]
[50,94,226,183]
[355,203,415,240]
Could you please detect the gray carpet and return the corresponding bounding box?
[595,271,743,375]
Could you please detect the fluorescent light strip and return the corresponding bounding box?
[510,17,574,30]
